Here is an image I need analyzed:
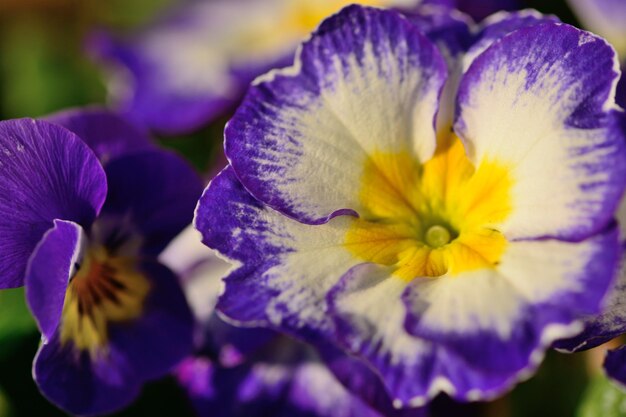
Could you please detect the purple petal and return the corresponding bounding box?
[555,247,626,353]
[462,10,560,70]
[196,167,359,338]
[108,261,194,381]
[284,362,386,417]
[33,332,141,416]
[25,220,85,343]
[327,263,525,406]
[319,342,427,417]
[225,5,447,225]
[455,22,626,241]
[45,107,153,164]
[100,149,203,255]
[33,261,193,415]
[87,21,245,135]
[405,6,473,56]
[0,119,107,288]
[567,0,626,57]
[605,345,626,387]
[453,0,521,21]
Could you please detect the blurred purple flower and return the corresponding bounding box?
[89,0,520,135]
[0,108,202,415]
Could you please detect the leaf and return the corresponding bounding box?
[578,375,626,417]
[0,288,36,359]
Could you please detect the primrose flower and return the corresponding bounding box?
[92,0,515,134]
[161,226,425,417]
[196,5,626,407]
[0,109,201,415]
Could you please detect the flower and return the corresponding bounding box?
[0,108,202,415]
[195,5,626,407]
[90,0,518,134]
[161,226,426,417]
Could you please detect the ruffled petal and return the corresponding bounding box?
[567,0,626,58]
[555,250,626,353]
[0,119,107,288]
[462,10,560,71]
[455,23,626,241]
[195,167,359,339]
[402,226,619,370]
[25,220,86,342]
[327,225,619,405]
[226,5,447,224]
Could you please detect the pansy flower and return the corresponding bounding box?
[196,5,626,408]
[0,109,201,415]
[161,226,425,417]
[91,0,516,134]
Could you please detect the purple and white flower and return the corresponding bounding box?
[0,108,202,415]
[195,5,626,408]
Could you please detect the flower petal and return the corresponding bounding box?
[46,107,153,164]
[462,10,560,71]
[455,23,626,241]
[328,263,490,406]
[225,5,447,224]
[25,220,86,343]
[100,149,203,255]
[319,342,428,417]
[453,0,520,21]
[33,333,141,416]
[328,225,618,405]
[402,226,619,370]
[0,119,107,288]
[196,167,358,338]
[285,362,386,417]
[555,250,626,353]
[108,261,194,381]
[604,345,626,387]
[88,29,240,135]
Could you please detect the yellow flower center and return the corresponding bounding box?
[60,247,150,355]
[345,134,513,280]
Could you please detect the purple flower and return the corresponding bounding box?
[90,0,520,135]
[0,108,202,415]
[161,227,426,417]
[195,5,626,408]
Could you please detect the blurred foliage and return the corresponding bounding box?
[578,375,626,417]
[0,0,621,416]
[511,351,589,417]
[0,289,36,360]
